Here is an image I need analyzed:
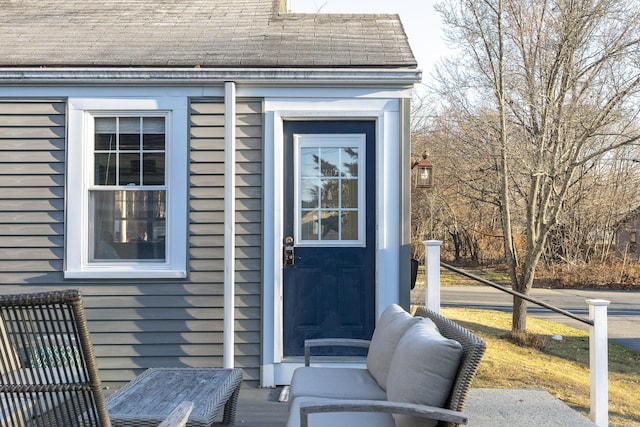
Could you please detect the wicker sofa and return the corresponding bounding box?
[287,305,486,427]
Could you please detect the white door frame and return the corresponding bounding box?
[261,98,403,386]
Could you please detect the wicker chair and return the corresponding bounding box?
[414,306,486,422]
[0,289,195,427]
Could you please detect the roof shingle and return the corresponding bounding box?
[0,0,417,68]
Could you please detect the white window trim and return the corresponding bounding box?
[65,97,188,279]
[294,134,366,247]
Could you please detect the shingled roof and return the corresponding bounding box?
[0,0,417,68]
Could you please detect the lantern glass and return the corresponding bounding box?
[416,164,432,188]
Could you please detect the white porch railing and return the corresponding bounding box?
[423,240,610,427]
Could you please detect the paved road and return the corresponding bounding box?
[412,285,640,352]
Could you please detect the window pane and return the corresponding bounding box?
[119,153,141,185]
[321,179,339,208]
[119,117,141,133]
[142,153,165,185]
[341,211,358,240]
[95,117,117,133]
[341,147,358,177]
[90,190,166,261]
[119,134,140,150]
[95,117,117,151]
[95,153,116,185]
[301,211,318,241]
[119,117,141,150]
[143,133,165,150]
[320,211,340,240]
[342,179,358,208]
[301,179,319,209]
[142,117,165,150]
[320,147,340,177]
[300,147,319,177]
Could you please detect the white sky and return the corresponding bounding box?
[290,0,447,83]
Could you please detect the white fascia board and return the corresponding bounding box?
[237,86,415,99]
[0,86,413,101]
[0,68,421,86]
[0,86,225,99]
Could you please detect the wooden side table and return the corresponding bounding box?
[105,368,243,427]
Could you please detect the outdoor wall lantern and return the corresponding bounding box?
[411,151,433,188]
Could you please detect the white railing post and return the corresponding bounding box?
[587,299,610,427]
[423,240,442,313]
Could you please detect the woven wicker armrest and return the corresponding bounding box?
[298,399,468,427]
[304,338,371,366]
[413,306,486,417]
[158,401,194,427]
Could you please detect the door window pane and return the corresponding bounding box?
[296,135,364,245]
[301,211,319,240]
[301,148,320,177]
[320,178,339,208]
[320,147,340,177]
[320,211,340,240]
[301,179,320,209]
[341,211,359,240]
[340,147,359,177]
[341,179,358,209]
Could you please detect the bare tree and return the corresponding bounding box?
[434,0,640,333]
[411,114,506,264]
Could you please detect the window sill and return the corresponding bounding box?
[64,269,187,280]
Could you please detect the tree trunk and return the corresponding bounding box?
[512,296,528,333]
[449,230,462,262]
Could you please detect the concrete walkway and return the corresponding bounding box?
[235,386,596,426]
[465,388,595,426]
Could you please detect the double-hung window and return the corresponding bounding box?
[65,98,187,278]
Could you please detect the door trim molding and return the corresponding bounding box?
[261,99,402,386]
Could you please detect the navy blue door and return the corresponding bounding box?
[283,121,376,357]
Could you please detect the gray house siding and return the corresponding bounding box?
[0,96,264,388]
[0,99,66,283]
[188,98,264,385]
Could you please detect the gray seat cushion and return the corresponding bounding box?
[386,318,463,427]
[287,396,395,427]
[366,304,421,390]
[289,367,386,403]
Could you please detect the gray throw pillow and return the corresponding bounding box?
[386,318,463,427]
[366,304,420,390]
